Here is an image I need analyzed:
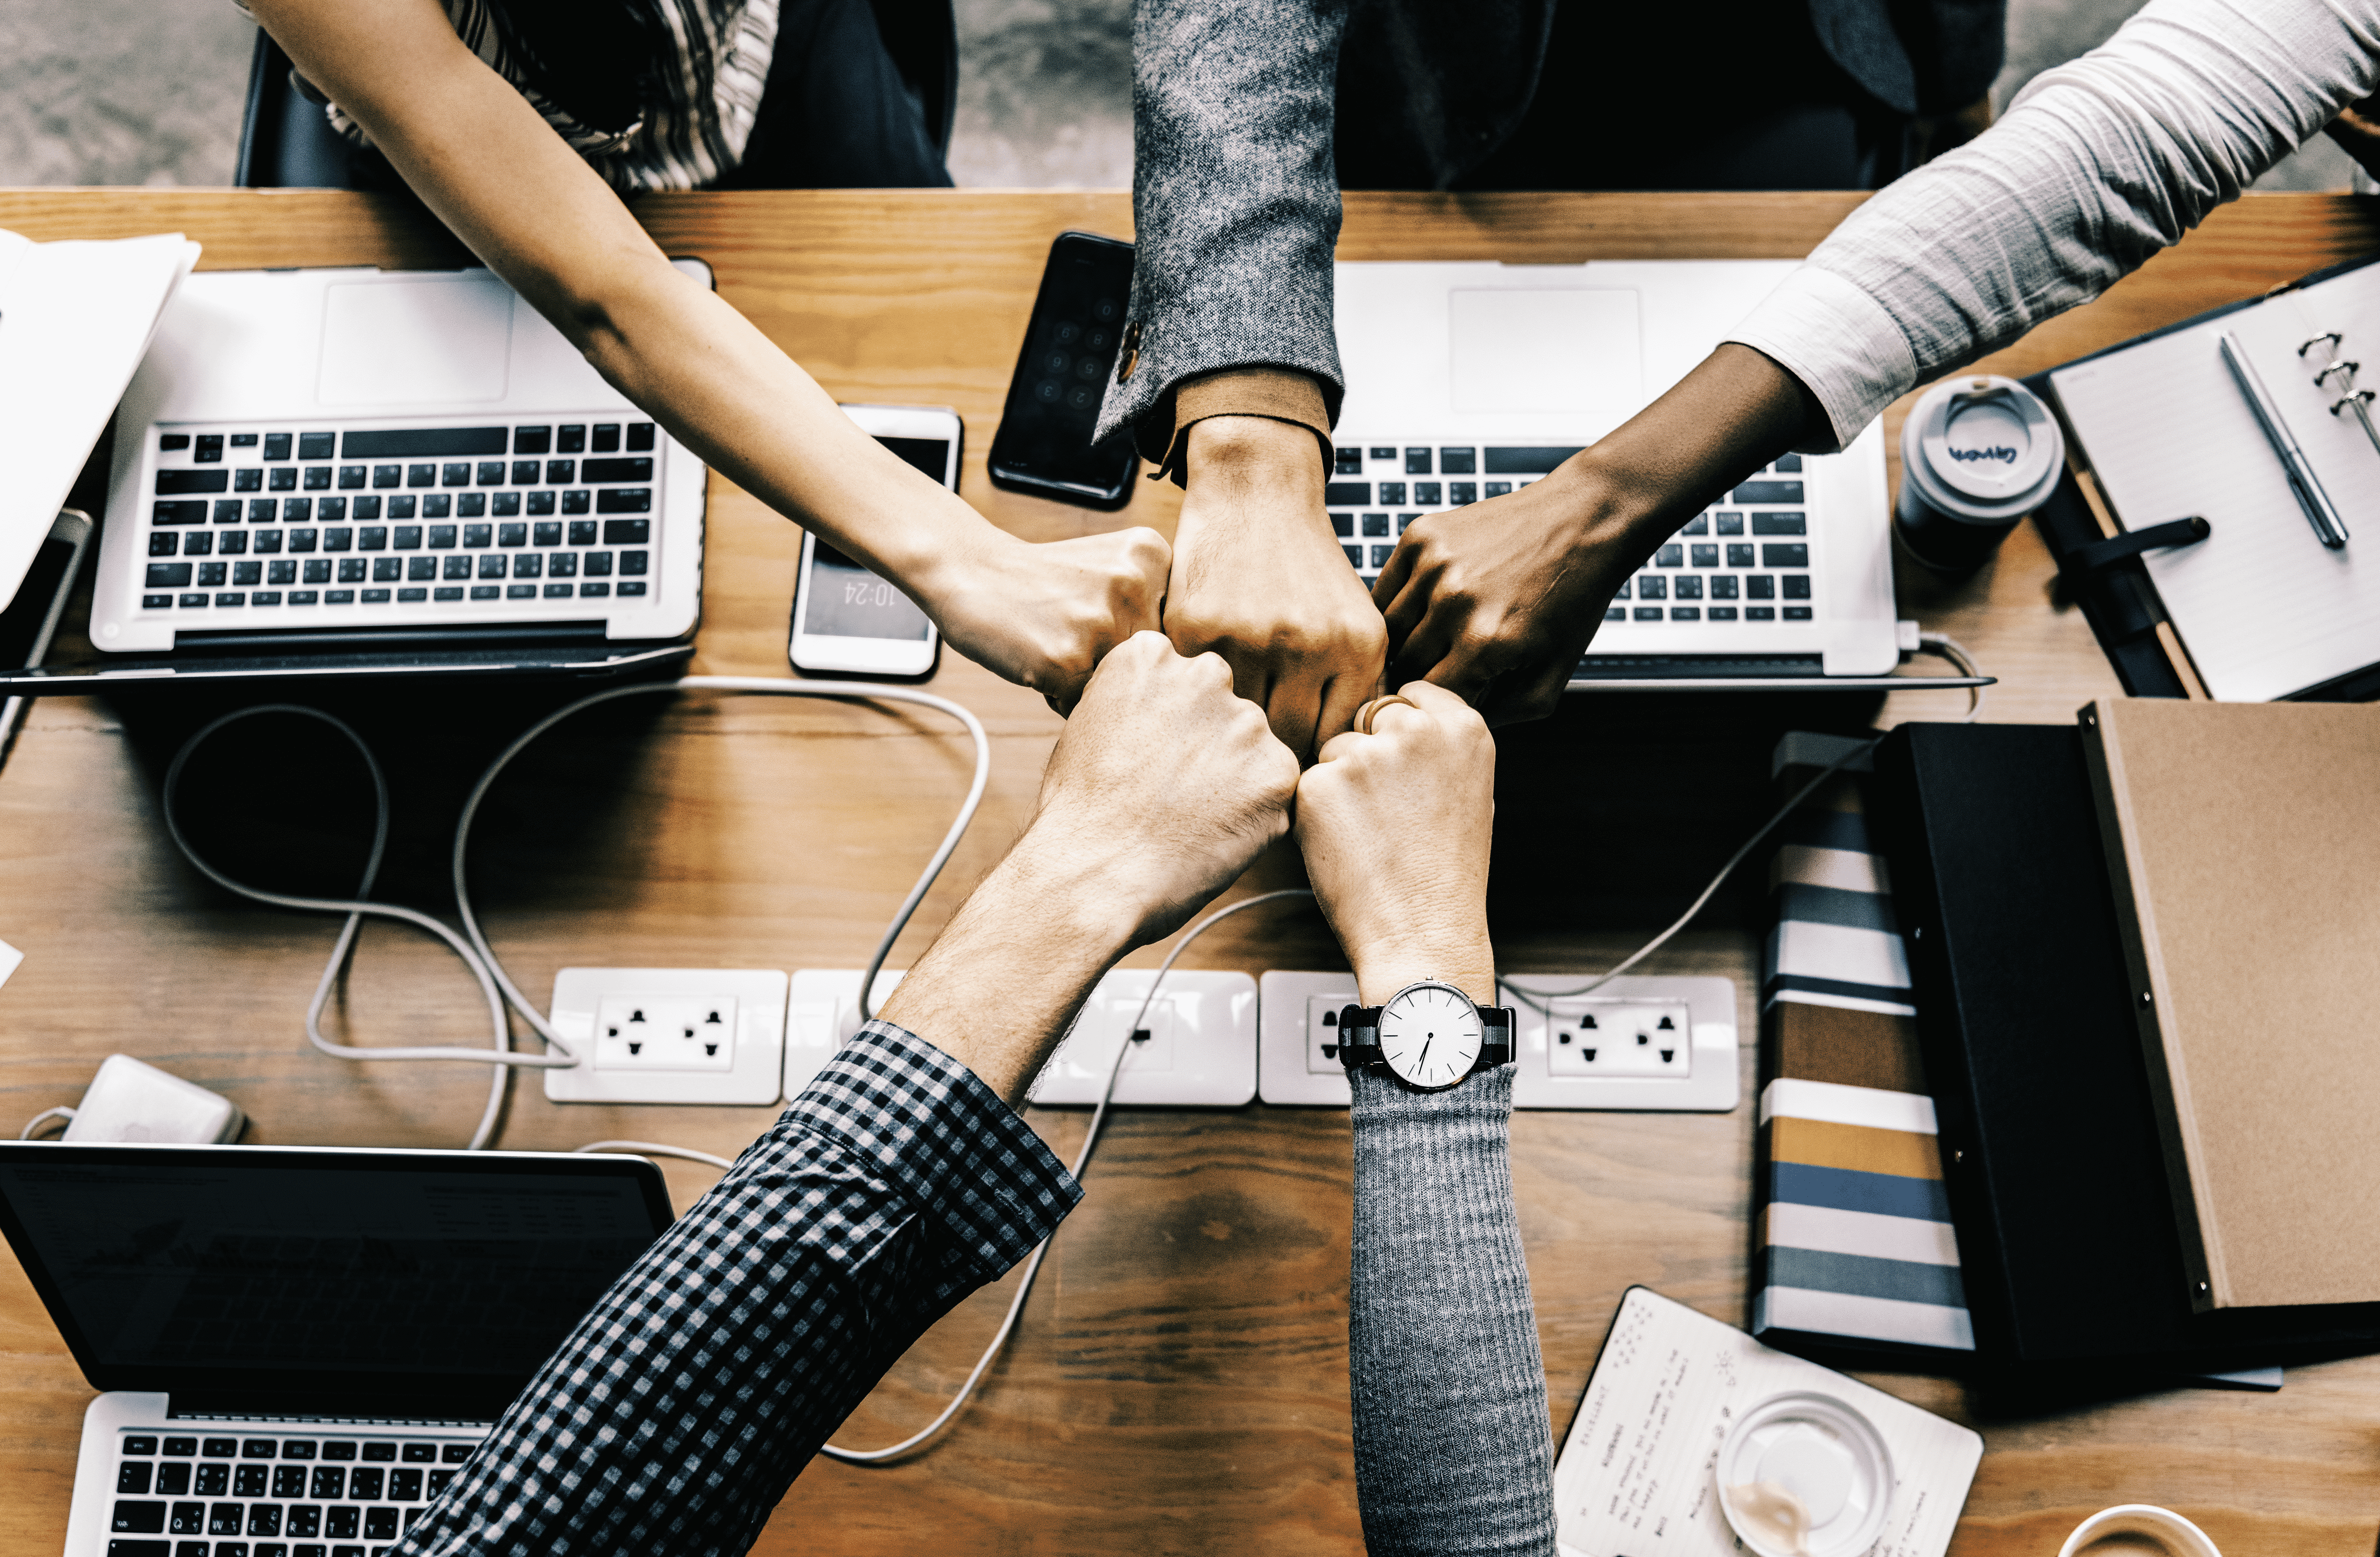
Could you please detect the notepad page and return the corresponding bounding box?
[2049,291,2380,702]
[1554,1288,1981,1557]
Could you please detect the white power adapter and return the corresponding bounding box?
[51,1055,246,1144]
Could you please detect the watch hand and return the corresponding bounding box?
[1417,1035,1433,1073]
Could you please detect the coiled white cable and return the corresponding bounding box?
[159,679,991,1149]
[816,887,1317,1466]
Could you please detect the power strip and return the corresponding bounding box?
[1259,972,1739,1110]
[788,968,1257,1107]
[543,968,789,1106]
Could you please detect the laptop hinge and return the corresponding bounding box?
[1573,654,1828,680]
[172,621,614,657]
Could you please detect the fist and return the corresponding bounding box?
[936,528,1172,713]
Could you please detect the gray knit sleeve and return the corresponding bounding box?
[1348,1065,1558,1556]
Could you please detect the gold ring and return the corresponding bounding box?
[1355,694,1420,735]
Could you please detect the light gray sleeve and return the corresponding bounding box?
[1094,0,1349,462]
[1348,1066,1558,1557]
[1727,0,2380,450]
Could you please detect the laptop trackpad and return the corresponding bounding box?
[1449,288,1640,416]
[317,276,513,405]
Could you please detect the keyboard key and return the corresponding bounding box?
[546,460,575,485]
[1681,515,1709,535]
[1783,605,1813,620]
[1709,606,1738,621]
[1710,575,1738,599]
[405,463,435,489]
[178,593,208,608]
[269,468,298,492]
[318,497,346,522]
[471,585,501,600]
[1654,544,1682,567]
[510,460,541,485]
[1484,445,1582,474]
[592,423,621,453]
[185,532,218,559]
[579,582,610,598]
[160,433,190,452]
[507,583,537,599]
[371,558,401,583]
[302,560,331,584]
[527,491,556,515]
[233,562,262,586]
[158,470,231,496]
[1359,514,1391,539]
[457,493,485,517]
[195,435,224,463]
[443,557,472,581]
[1330,513,1353,537]
[584,551,612,577]
[513,554,542,579]
[567,519,597,546]
[1439,447,1476,474]
[1751,511,1806,535]
[1412,482,1441,504]
[114,1500,169,1533]
[286,590,317,604]
[1714,511,1744,535]
[337,559,366,583]
[582,457,651,483]
[121,1464,154,1495]
[561,490,591,515]
[353,526,384,551]
[321,526,349,551]
[1635,575,1667,601]
[1670,606,1700,621]
[626,422,655,452]
[1334,447,1361,476]
[197,563,227,587]
[371,465,401,489]
[596,488,651,514]
[1377,482,1406,506]
[1688,544,1717,567]
[1732,480,1802,504]
[1782,574,1811,599]
[1774,453,1804,473]
[492,491,521,516]
[210,499,241,523]
[210,1504,245,1535]
[1632,606,1661,621]
[235,469,264,492]
[1747,575,1774,599]
[351,496,381,520]
[1726,543,1754,568]
[261,434,292,462]
[399,587,427,601]
[154,501,209,526]
[125,1436,159,1457]
[1361,544,1388,569]
[620,550,648,576]
[1398,513,1422,532]
[267,561,296,584]
[435,586,463,601]
[1484,482,1510,498]
[252,591,282,606]
[1613,581,1629,599]
[324,589,354,603]
[429,525,457,548]
[532,521,563,547]
[1404,448,1431,474]
[359,588,389,602]
[1604,606,1624,622]
[250,1505,285,1537]
[558,425,586,453]
[1447,481,1476,505]
[543,582,574,598]
[408,557,437,581]
[1324,482,1369,506]
[303,466,331,491]
[164,1440,198,1459]
[616,580,646,596]
[512,425,552,455]
[1761,543,1808,568]
[477,461,507,485]
[364,1509,399,1541]
[247,498,277,522]
[439,462,469,487]
[464,524,492,548]
[338,465,366,489]
[547,552,577,577]
[387,526,417,550]
[421,494,451,519]
[286,1508,321,1538]
[386,495,416,519]
[1673,575,1702,600]
[295,432,335,461]
[142,593,173,608]
[325,1507,359,1539]
[478,555,507,579]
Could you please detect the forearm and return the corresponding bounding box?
[1731,0,2380,448]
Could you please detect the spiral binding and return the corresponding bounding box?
[2299,331,2380,460]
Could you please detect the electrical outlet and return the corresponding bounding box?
[1026,970,1257,1107]
[1505,974,1737,1111]
[784,968,907,1099]
[1258,973,1358,1105]
[543,968,787,1105]
[1260,972,1738,1110]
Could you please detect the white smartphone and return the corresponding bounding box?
[788,404,960,678]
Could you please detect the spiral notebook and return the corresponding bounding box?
[2043,254,2380,702]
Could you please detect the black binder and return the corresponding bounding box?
[1868,722,2380,1374]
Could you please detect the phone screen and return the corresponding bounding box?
[798,434,948,642]
[989,233,1138,507]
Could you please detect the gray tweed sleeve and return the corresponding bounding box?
[1095,0,1350,462]
[1348,1066,1558,1556]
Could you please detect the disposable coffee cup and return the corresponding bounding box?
[1715,1390,1893,1557]
[2057,1504,2224,1557]
[1895,374,2065,572]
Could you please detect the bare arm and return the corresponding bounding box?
[251,0,1168,707]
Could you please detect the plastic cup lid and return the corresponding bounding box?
[1903,374,2065,518]
[1716,1391,1894,1557]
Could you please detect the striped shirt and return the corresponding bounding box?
[393,1021,1082,1555]
[247,0,780,191]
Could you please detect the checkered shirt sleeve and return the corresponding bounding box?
[395,1020,1081,1557]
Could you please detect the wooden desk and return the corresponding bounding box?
[1,189,2376,1556]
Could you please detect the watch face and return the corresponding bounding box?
[1378,983,1482,1089]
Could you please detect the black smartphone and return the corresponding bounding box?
[0,509,94,763]
[988,231,1139,509]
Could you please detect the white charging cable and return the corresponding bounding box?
[1503,632,1984,1015]
[814,887,1318,1466]
[159,679,991,1149]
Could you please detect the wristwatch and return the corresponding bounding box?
[1338,979,1516,1091]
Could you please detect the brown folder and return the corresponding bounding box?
[2081,698,2380,1310]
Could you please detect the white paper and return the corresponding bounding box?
[0,229,200,616]
[2049,264,2380,701]
[0,937,22,992]
[1555,1288,1981,1557]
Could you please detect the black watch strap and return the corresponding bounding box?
[1337,1000,1515,1074]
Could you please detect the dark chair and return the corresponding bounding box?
[867,0,961,159]
[235,31,363,188]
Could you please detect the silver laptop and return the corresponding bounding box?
[49,262,711,691]
[0,1142,671,1557]
[1333,261,1916,688]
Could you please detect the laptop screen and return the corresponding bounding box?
[0,1143,674,1413]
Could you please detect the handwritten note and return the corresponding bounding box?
[1555,1288,1980,1557]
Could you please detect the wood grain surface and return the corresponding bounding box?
[0,189,2376,1557]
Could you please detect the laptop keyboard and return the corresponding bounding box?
[1328,443,1818,623]
[139,420,658,616]
[104,1429,481,1557]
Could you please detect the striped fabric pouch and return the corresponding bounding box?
[1751,753,1976,1361]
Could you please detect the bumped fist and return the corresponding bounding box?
[1165,417,1387,762]
[931,527,1173,713]
[1295,680,1496,1002]
[1028,631,1301,949]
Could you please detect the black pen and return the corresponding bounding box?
[2220,329,2349,549]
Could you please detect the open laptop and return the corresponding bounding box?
[0,261,712,695]
[0,1142,673,1557]
[1334,262,1970,692]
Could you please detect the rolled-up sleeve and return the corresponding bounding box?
[1729,0,2380,450]
[397,1021,1081,1557]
